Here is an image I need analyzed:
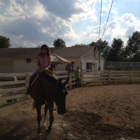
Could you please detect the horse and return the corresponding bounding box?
[29,70,69,134]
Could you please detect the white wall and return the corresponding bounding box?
[0,59,13,73]
[54,58,81,71]
[54,63,66,71]
[13,58,37,73]
[81,49,105,70]
[99,57,104,70]
[0,49,105,73]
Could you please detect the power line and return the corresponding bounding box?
[99,0,103,39]
[98,0,103,71]
[101,0,114,39]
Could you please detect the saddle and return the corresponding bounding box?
[31,69,57,86]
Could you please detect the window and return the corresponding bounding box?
[26,58,31,63]
[86,62,92,70]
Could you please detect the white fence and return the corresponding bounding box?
[82,70,140,84]
[105,61,140,67]
[0,73,27,102]
[1,70,140,103]
[0,71,75,103]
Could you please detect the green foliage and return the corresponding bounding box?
[89,39,110,60]
[53,38,66,47]
[89,41,96,47]
[1,31,140,62]
[124,31,140,61]
[16,46,25,48]
[0,35,11,48]
[71,44,87,47]
[70,32,140,62]
[107,38,124,61]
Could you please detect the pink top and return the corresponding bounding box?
[34,54,50,74]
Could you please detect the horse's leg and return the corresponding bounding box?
[35,104,42,134]
[47,102,54,133]
[44,104,48,127]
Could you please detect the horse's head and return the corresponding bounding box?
[55,77,69,115]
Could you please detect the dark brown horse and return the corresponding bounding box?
[29,70,69,134]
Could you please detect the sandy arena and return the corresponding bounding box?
[0,84,140,140]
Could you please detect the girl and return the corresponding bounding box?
[35,44,51,74]
[27,44,52,94]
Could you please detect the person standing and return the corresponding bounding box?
[65,61,75,75]
[75,66,81,87]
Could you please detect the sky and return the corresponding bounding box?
[0,0,140,48]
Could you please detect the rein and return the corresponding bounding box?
[31,69,45,86]
[44,100,56,111]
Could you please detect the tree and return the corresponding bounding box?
[124,31,140,61]
[89,39,110,60]
[0,36,11,48]
[53,38,66,47]
[107,38,124,61]
[89,41,96,47]
[71,44,87,47]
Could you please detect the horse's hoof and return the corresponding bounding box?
[38,133,42,140]
[47,126,52,133]
[39,133,42,136]
[38,129,42,134]
[44,122,47,127]
[47,129,51,133]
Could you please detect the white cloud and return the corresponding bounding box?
[70,0,98,23]
[121,13,137,26]
[0,0,140,48]
[120,13,140,39]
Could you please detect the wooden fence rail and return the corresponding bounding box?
[1,70,140,103]
[82,70,140,84]
[0,71,75,102]
[0,73,28,102]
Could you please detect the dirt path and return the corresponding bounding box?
[0,84,140,140]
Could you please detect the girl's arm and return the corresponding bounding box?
[37,55,40,66]
[37,55,44,71]
[45,56,54,74]
[45,56,51,69]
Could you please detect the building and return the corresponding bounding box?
[53,47,105,71]
[0,48,57,73]
[0,47,105,73]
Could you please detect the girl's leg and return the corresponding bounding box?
[26,73,37,94]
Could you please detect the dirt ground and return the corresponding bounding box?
[0,84,140,140]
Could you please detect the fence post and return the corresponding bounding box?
[13,76,18,81]
[53,71,56,76]
[130,71,132,82]
[25,73,30,91]
[109,71,111,83]
[69,73,72,89]
[81,69,84,85]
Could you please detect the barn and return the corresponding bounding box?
[0,47,105,73]
[0,48,58,73]
[52,47,105,71]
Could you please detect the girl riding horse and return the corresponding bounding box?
[27,44,54,94]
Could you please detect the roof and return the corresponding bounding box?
[0,48,59,58]
[0,47,94,59]
[54,47,93,58]
[51,53,71,64]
